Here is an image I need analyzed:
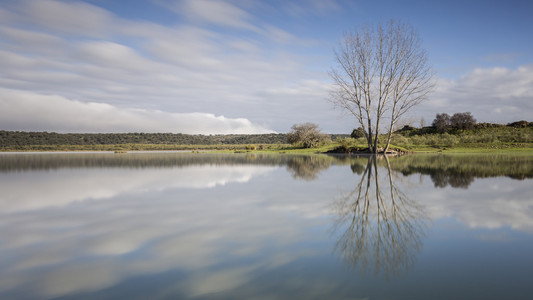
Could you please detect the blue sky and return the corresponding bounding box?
[0,0,532,134]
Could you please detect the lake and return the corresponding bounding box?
[1,152,532,299]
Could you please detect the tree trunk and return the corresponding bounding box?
[366,123,374,153]
[383,120,395,153]
[384,131,393,154]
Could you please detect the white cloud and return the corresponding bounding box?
[0,0,341,133]
[418,64,533,124]
[177,0,258,31]
[0,26,64,49]
[2,0,530,134]
[0,88,273,134]
[16,0,115,37]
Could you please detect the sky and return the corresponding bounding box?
[0,0,532,134]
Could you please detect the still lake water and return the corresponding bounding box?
[1,152,533,299]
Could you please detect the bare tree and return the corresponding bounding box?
[330,20,434,153]
[420,116,426,128]
[287,122,330,148]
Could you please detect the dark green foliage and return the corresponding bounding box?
[351,127,365,139]
[450,112,476,130]
[508,120,532,128]
[396,126,436,136]
[432,113,451,133]
[399,125,416,131]
[474,123,505,129]
[432,112,477,132]
[330,138,359,153]
[331,134,351,140]
[0,131,289,147]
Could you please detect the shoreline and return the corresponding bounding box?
[1,144,532,155]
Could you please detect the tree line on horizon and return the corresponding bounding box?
[395,114,532,136]
[1,116,531,148]
[0,131,351,147]
[0,131,286,146]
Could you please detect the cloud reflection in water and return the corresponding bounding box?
[0,153,532,299]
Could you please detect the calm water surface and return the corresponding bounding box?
[1,152,532,299]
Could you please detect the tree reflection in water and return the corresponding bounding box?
[332,155,429,279]
[286,155,333,180]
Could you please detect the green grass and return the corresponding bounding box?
[411,146,533,154]
[3,141,532,154]
[2,124,533,155]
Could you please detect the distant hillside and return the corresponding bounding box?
[0,131,287,146]
[396,121,533,136]
[0,131,350,148]
[389,121,533,149]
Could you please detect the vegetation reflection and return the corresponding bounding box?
[2,152,532,188]
[285,155,333,180]
[332,155,429,278]
[389,154,533,188]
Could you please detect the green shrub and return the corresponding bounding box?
[336,137,356,152]
[391,135,409,146]
[440,133,458,147]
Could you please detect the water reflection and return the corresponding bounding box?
[332,155,428,278]
[3,152,532,185]
[0,152,337,172]
[0,152,345,181]
[0,164,275,212]
[285,155,332,180]
[0,153,532,299]
[389,154,533,188]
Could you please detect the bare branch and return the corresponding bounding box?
[330,20,434,153]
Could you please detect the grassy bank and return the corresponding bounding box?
[328,124,533,154]
[1,141,532,154]
[1,125,532,154]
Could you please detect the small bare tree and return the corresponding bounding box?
[287,122,330,148]
[330,20,434,153]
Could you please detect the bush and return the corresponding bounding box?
[287,123,330,148]
[391,135,409,146]
[440,133,458,147]
[432,113,451,133]
[450,112,476,130]
[351,127,365,139]
[507,120,531,128]
[336,137,357,152]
